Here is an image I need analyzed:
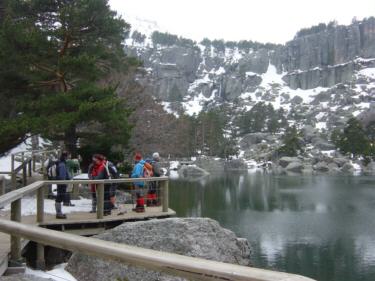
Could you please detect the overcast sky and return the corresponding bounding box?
[109,0,375,44]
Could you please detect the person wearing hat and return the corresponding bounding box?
[131,153,146,212]
[146,152,164,206]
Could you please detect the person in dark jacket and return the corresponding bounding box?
[55,152,71,219]
[88,154,112,216]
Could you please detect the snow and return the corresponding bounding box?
[358,68,375,78]
[182,92,215,116]
[260,63,285,86]
[0,136,52,178]
[214,66,226,75]
[169,161,180,170]
[188,74,212,93]
[315,122,327,130]
[245,71,259,77]
[161,102,179,117]
[26,263,77,281]
[2,196,92,215]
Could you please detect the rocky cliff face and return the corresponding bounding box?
[124,17,375,150]
[126,18,375,103]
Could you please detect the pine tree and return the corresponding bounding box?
[277,126,303,157]
[337,118,371,157]
[0,0,140,156]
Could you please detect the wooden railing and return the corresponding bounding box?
[0,149,59,193]
[0,177,315,281]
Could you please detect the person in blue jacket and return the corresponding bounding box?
[55,152,71,219]
[131,153,146,212]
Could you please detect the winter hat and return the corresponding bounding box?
[152,152,160,160]
[134,153,142,162]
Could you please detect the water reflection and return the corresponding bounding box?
[170,172,375,281]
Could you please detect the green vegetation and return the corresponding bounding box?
[200,38,280,52]
[237,103,287,135]
[132,31,146,43]
[332,117,374,158]
[0,0,140,157]
[277,126,303,157]
[294,21,338,38]
[151,31,195,47]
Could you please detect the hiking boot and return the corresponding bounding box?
[104,210,111,216]
[56,213,67,219]
[89,210,96,213]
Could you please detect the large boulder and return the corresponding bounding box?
[66,218,251,281]
[314,162,330,172]
[224,159,248,170]
[285,162,304,173]
[178,165,210,177]
[279,157,301,168]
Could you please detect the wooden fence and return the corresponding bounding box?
[0,177,315,281]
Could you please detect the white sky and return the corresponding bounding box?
[109,0,375,44]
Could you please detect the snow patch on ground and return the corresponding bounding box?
[26,263,77,281]
[358,68,375,78]
[2,197,92,215]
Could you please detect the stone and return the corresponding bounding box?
[333,158,348,167]
[224,159,248,170]
[279,157,301,168]
[285,162,304,173]
[342,163,354,172]
[178,165,209,177]
[66,218,251,281]
[314,162,329,172]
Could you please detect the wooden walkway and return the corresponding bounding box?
[0,206,175,275]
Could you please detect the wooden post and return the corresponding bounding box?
[10,199,21,262]
[28,159,32,177]
[37,185,44,224]
[36,243,45,270]
[22,162,27,187]
[162,180,169,213]
[96,183,104,219]
[11,154,16,191]
[0,176,5,196]
[72,183,79,200]
[41,154,47,179]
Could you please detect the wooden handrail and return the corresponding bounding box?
[0,177,169,208]
[0,181,44,208]
[0,220,315,281]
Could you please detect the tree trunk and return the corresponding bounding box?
[64,126,78,157]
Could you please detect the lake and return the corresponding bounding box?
[169,171,375,281]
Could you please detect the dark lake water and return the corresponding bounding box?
[169,171,375,281]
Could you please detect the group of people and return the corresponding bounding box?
[51,151,164,219]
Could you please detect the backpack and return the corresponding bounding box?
[143,160,154,178]
[105,161,119,179]
[47,160,59,180]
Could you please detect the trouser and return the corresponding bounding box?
[134,185,145,208]
[55,184,67,203]
[91,185,112,212]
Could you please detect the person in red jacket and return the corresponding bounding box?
[88,154,112,215]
